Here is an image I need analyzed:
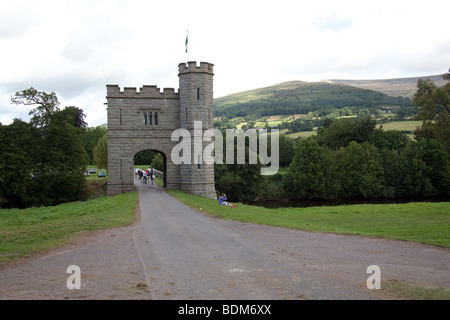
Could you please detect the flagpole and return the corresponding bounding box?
[185,30,189,62]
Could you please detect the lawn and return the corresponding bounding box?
[0,192,138,267]
[166,189,450,248]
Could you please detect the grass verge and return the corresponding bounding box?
[379,280,450,300]
[166,189,450,248]
[0,192,138,267]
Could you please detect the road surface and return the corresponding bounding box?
[1,180,449,300]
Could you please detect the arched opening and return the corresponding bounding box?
[133,149,167,188]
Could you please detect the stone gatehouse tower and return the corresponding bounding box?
[106,61,216,199]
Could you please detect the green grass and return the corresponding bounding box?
[378,120,422,131]
[166,190,450,248]
[0,192,138,267]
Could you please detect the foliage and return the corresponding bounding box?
[151,153,164,171]
[1,89,89,208]
[93,133,108,170]
[84,126,107,164]
[134,150,159,165]
[286,137,334,199]
[413,71,450,152]
[214,130,263,202]
[11,87,60,128]
[314,117,377,150]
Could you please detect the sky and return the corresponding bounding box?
[0,0,449,127]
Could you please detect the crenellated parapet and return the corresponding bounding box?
[106,84,179,99]
[178,61,214,75]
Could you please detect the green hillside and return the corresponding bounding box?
[214,80,413,120]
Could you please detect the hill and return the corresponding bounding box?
[214,80,413,120]
[324,74,446,98]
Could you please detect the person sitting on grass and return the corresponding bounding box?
[218,193,236,207]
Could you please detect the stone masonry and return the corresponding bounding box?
[106,61,216,199]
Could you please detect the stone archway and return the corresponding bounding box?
[133,149,167,188]
[105,61,216,199]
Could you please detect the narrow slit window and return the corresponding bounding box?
[154,112,158,125]
[148,112,152,125]
[120,109,123,126]
[143,112,147,125]
[197,88,200,100]
[197,154,201,169]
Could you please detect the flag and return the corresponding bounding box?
[185,31,188,53]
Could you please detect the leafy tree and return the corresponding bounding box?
[286,137,335,199]
[34,108,89,205]
[369,128,409,152]
[11,87,60,128]
[84,126,107,164]
[315,117,377,150]
[93,134,108,170]
[0,120,41,208]
[214,130,262,202]
[336,141,385,198]
[151,153,164,171]
[4,88,90,207]
[134,150,158,165]
[413,71,450,152]
[397,139,450,197]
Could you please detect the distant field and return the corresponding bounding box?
[378,121,422,131]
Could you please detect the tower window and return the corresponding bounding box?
[143,112,147,125]
[197,88,200,100]
[148,112,152,125]
[154,112,159,125]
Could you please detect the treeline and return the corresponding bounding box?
[286,127,449,200]
[0,88,106,208]
[216,118,449,203]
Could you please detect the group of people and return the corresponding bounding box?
[135,167,155,185]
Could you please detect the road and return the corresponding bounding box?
[1,180,449,300]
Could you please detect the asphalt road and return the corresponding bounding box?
[1,180,449,300]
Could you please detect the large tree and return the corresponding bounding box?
[287,137,335,199]
[0,120,41,207]
[413,70,450,153]
[11,87,60,128]
[3,88,89,207]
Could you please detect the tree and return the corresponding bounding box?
[93,134,108,170]
[214,130,262,202]
[11,87,60,128]
[151,153,164,171]
[315,117,377,150]
[34,107,89,205]
[6,88,90,207]
[84,126,107,164]
[336,141,385,198]
[287,137,335,199]
[397,139,450,197]
[0,120,41,208]
[413,71,450,153]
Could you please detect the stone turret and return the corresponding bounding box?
[178,61,216,198]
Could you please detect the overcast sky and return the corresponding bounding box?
[0,0,449,126]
